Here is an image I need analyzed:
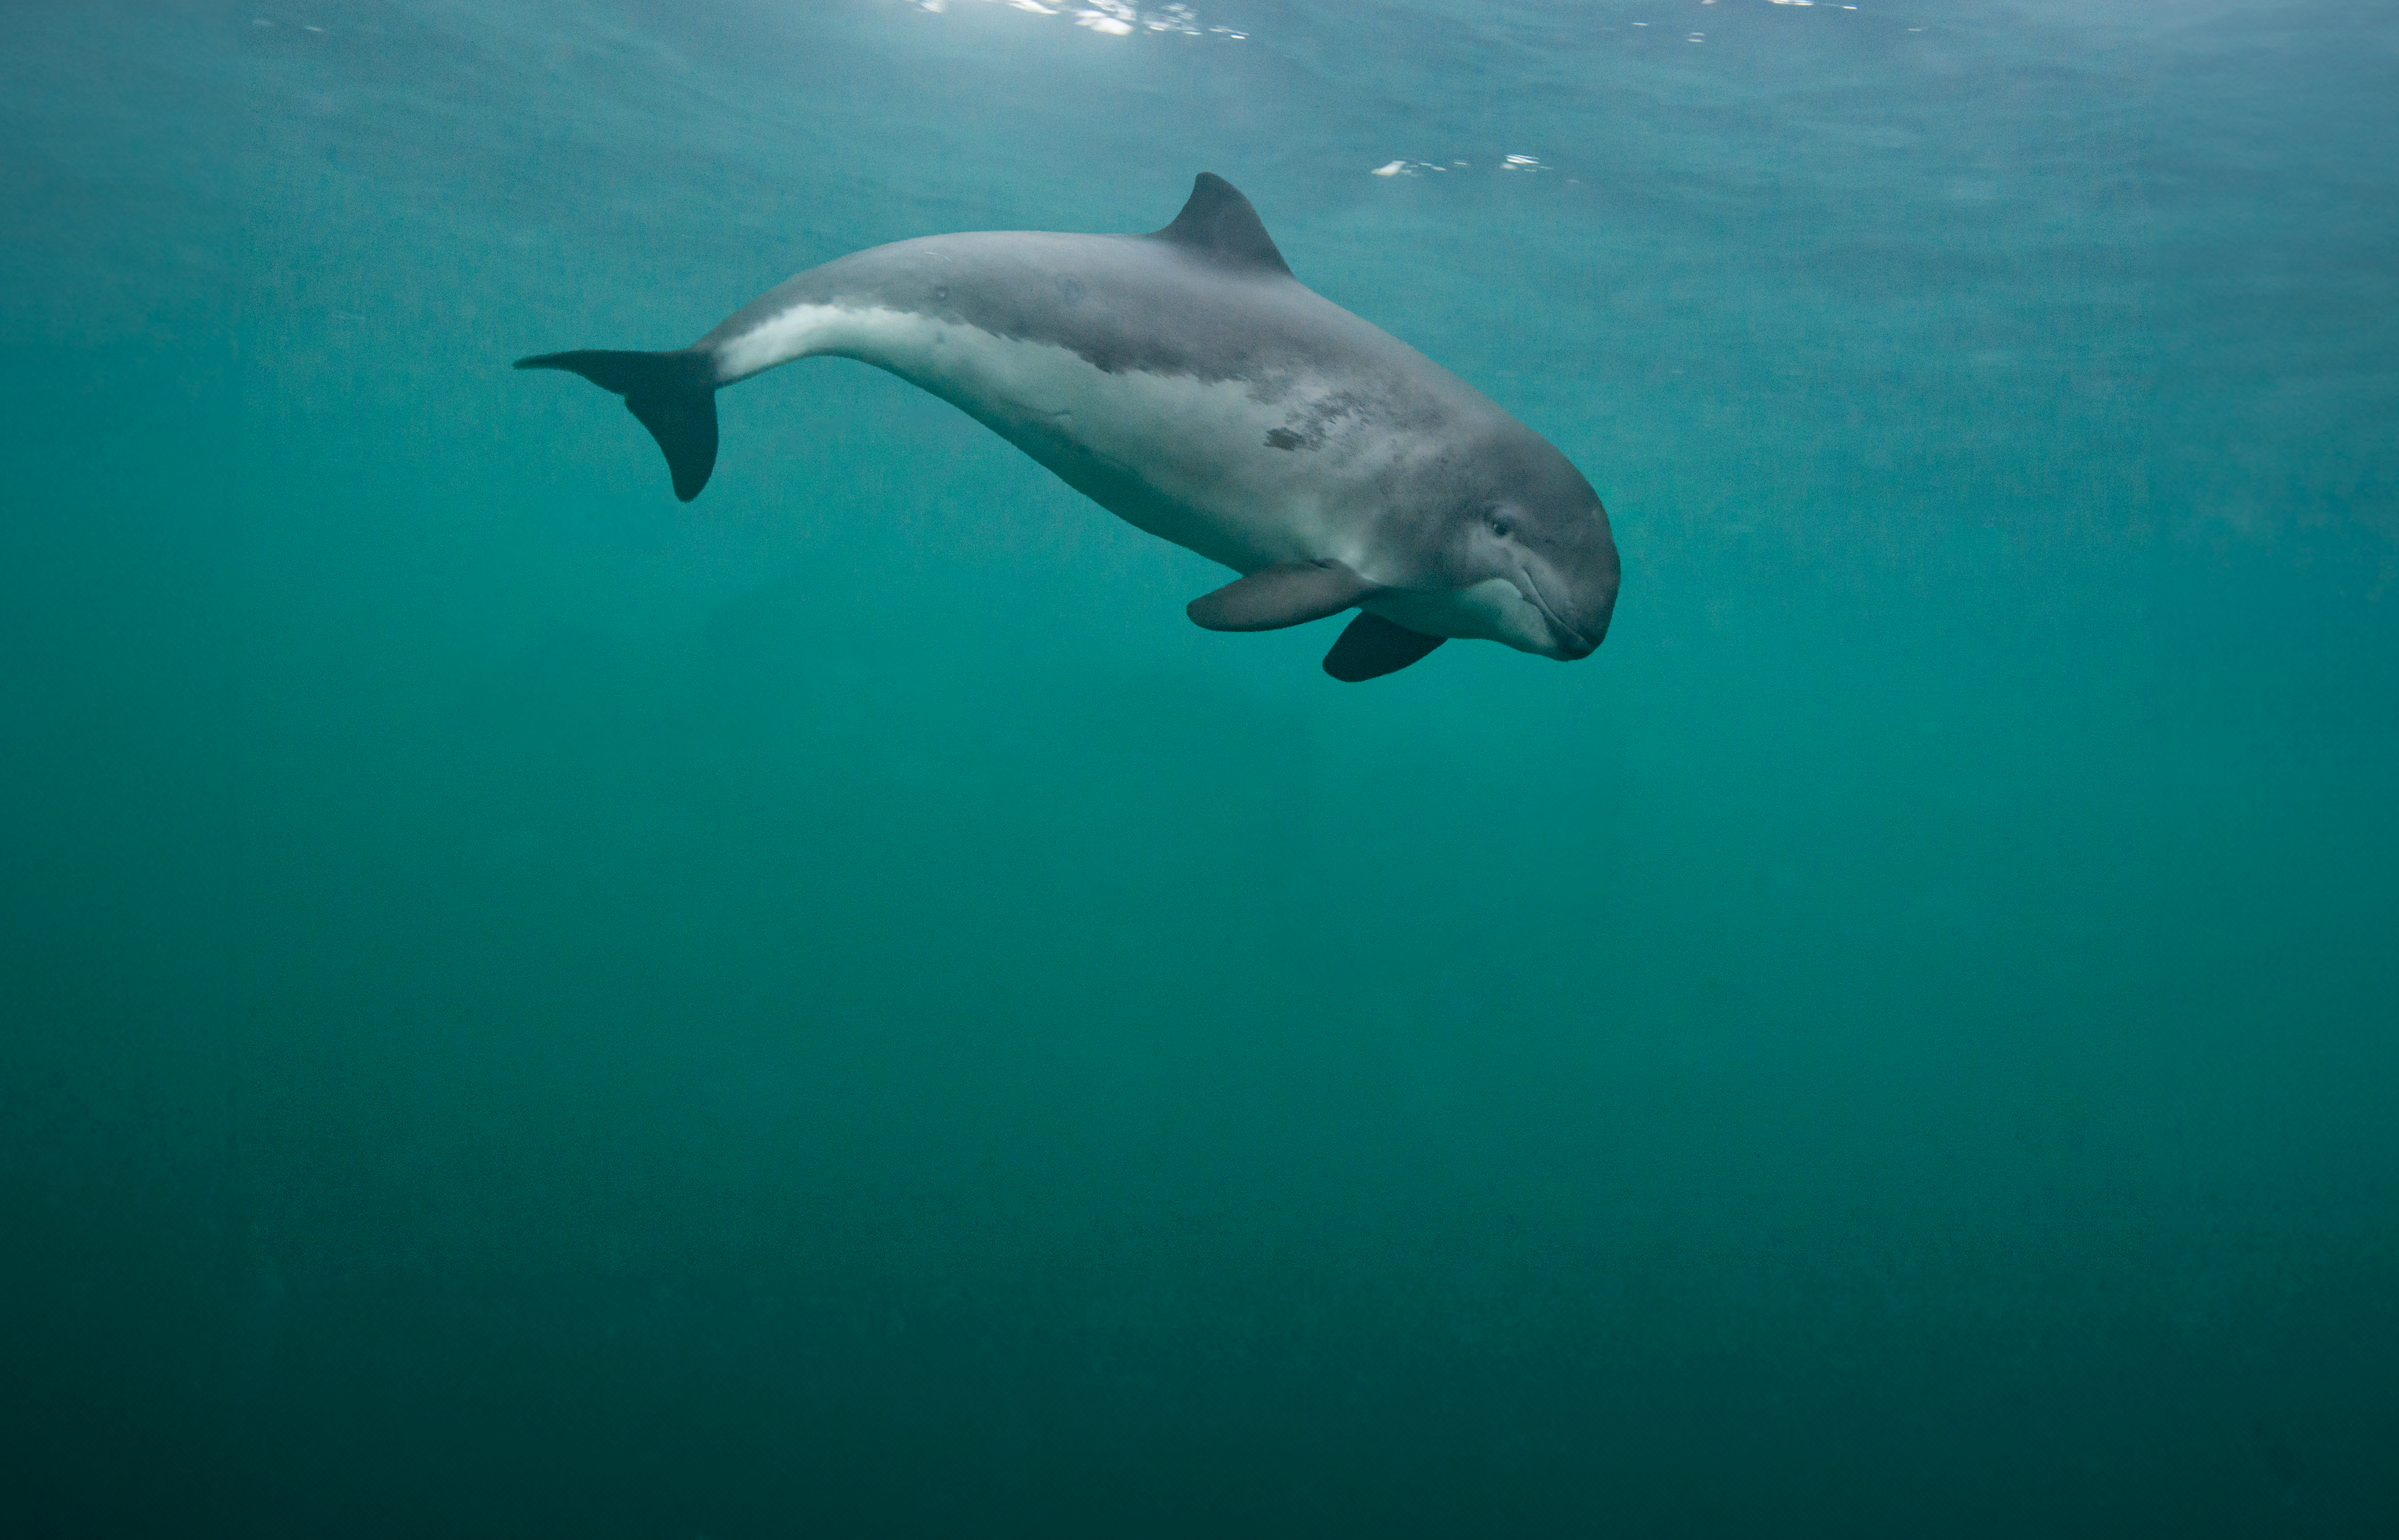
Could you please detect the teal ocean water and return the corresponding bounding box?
[5,1,2395,1532]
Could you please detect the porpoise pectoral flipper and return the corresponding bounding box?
[514,173,1621,679]
[1187,561,1379,632]
[1323,613,1447,682]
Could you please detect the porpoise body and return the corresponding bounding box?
[517,174,1619,680]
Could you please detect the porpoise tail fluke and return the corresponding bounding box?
[514,348,719,502]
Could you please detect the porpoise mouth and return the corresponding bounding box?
[1519,567,1598,659]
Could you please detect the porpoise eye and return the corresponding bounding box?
[1486,511,1512,538]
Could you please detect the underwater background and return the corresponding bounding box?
[4,1,2395,1533]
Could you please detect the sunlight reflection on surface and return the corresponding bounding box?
[907,0,1238,40]
[886,1,1908,188]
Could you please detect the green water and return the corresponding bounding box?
[4,1,2394,1533]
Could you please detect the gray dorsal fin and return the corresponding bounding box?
[1150,173,1293,277]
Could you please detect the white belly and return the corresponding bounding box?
[717,302,1409,579]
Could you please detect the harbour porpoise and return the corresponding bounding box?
[517,174,1619,680]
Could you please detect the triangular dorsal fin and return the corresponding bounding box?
[1150,173,1293,277]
